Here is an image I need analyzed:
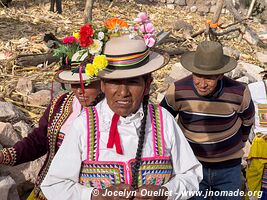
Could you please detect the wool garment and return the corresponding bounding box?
[160,75,255,165]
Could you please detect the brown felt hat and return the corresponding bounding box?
[98,35,169,79]
[181,41,237,75]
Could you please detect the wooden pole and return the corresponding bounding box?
[212,0,225,24]
[238,0,256,41]
[205,0,225,39]
[83,0,94,23]
[247,0,257,18]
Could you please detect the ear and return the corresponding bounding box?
[100,80,105,93]
[144,77,153,95]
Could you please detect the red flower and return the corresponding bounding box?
[79,24,94,48]
[63,36,77,44]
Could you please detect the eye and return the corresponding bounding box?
[129,80,139,84]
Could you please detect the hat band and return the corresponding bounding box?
[106,49,150,68]
[71,63,85,74]
[106,55,150,70]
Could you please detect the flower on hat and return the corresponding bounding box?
[53,22,110,82]
[85,63,96,77]
[134,12,149,23]
[79,24,94,48]
[104,12,156,48]
[88,39,103,55]
[105,18,128,31]
[53,22,109,61]
[105,18,129,36]
[144,34,156,47]
[140,22,155,34]
[73,32,80,40]
[93,55,108,70]
[133,12,156,48]
[63,36,78,44]
[85,55,108,77]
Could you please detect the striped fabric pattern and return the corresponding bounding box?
[258,104,267,127]
[163,75,255,162]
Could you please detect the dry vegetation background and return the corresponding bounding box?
[0,0,265,125]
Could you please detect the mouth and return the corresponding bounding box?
[78,96,89,101]
[197,88,208,93]
[115,99,131,107]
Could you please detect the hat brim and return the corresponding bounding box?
[98,50,170,79]
[54,71,99,84]
[181,52,237,75]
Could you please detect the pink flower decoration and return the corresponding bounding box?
[63,36,77,44]
[140,23,155,34]
[134,12,149,23]
[144,34,156,47]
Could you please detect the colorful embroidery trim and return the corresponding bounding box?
[34,93,74,198]
[149,104,165,157]
[258,104,267,127]
[79,163,125,189]
[86,107,99,161]
[79,104,173,189]
[1,147,17,166]
[130,158,173,187]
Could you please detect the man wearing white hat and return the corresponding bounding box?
[41,34,203,200]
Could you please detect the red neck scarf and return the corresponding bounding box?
[107,113,123,155]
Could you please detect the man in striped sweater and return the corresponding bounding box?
[160,41,255,200]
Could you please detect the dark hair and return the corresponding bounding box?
[90,92,105,106]
[131,94,149,190]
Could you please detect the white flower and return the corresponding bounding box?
[88,39,103,55]
[98,32,105,40]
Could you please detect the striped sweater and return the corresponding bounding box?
[160,75,255,165]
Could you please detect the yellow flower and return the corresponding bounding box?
[93,55,108,70]
[73,32,80,40]
[85,63,96,77]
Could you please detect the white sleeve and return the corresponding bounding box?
[161,109,203,200]
[41,114,94,200]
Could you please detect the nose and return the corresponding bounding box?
[117,84,130,97]
[77,88,83,94]
[198,78,207,88]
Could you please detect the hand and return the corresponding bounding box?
[134,185,169,200]
[91,183,134,200]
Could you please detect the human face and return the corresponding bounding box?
[192,73,223,96]
[101,76,152,117]
[71,80,101,107]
